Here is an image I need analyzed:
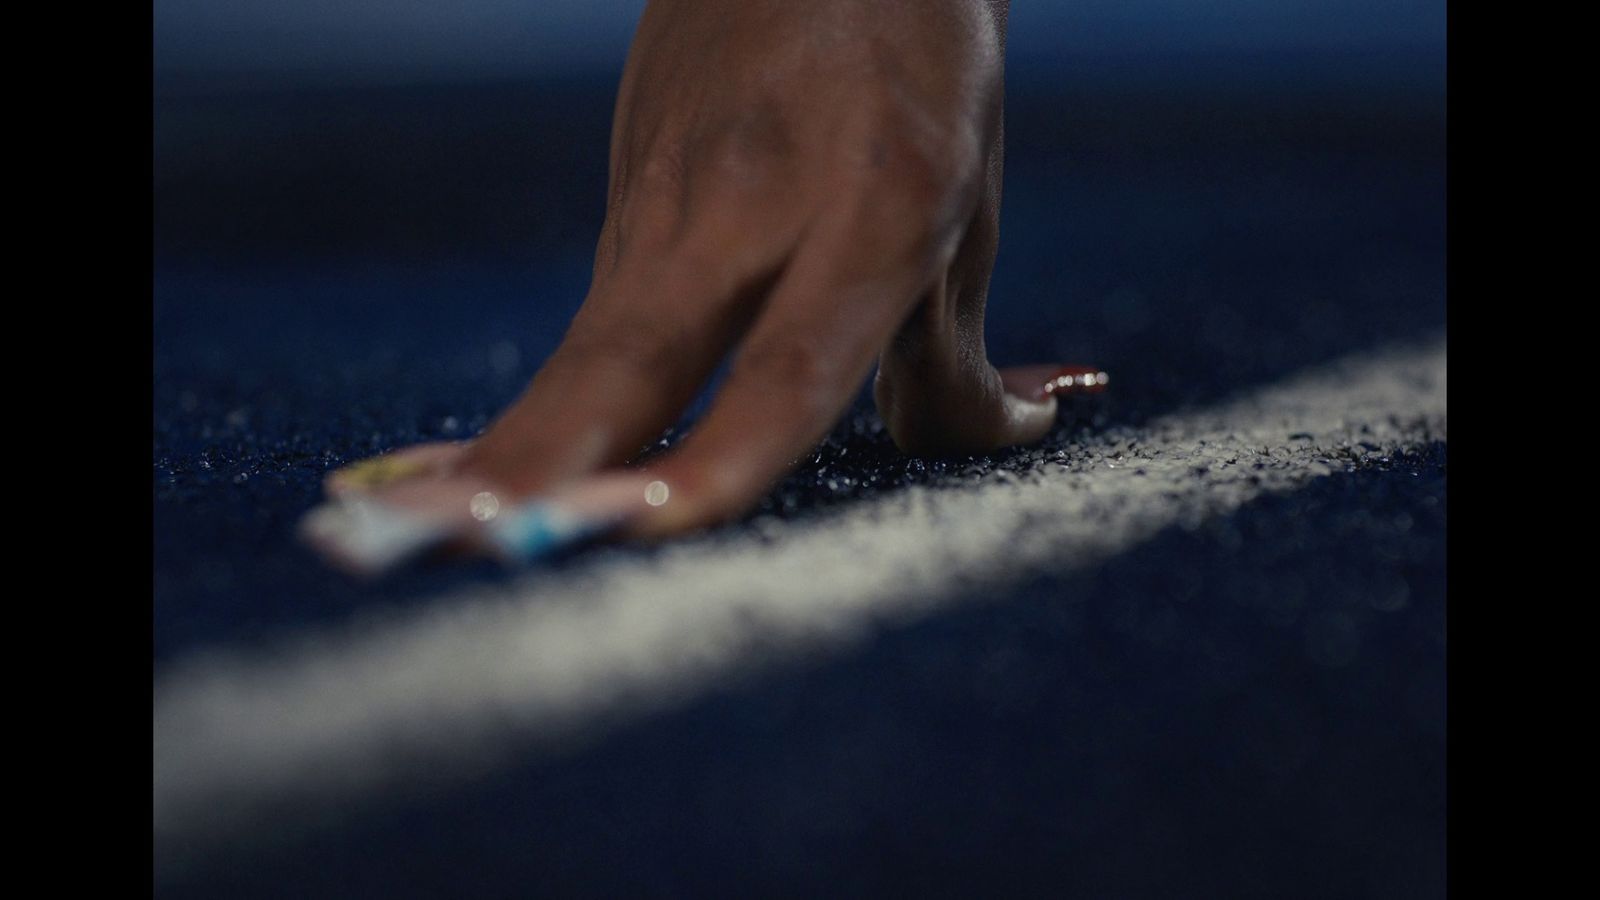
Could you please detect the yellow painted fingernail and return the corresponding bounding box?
[330,454,431,490]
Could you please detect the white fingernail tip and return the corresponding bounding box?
[299,498,454,575]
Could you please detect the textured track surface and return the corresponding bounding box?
[156,341,1444,851]
[154,64,1445,897]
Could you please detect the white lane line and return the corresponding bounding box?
[154,339,1445,849]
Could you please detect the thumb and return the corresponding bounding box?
[874,279,1106,457]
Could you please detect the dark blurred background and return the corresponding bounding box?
[154,2,1445,896]
[154,0,1444,260]
[153,0,1444,414]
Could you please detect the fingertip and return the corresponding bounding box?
[1000,389,1059,447]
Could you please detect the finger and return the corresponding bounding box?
[871,144,1105,456]
[862,138,1054,457]
[300,470,502,576]
[875,295,1108,456]
[455,238,782,497]
[602,211,952,537]
[872,260,1061,456]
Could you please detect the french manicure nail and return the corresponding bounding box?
[299,497,456,576]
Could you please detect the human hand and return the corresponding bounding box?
[303,0,1105,571]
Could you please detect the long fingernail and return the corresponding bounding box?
[1043,365,1109,398]
[1001,364,1110,402]
[327,444,470,496]
[484,475,670,563]
[327,456,432,494]
[299,497,457,576]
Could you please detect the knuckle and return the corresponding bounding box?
[704,124,775,177]
[836,117,983,268]
[630,148,689,200]
[695,108,792,197]
[838,89,983,228]
[702,139,756,182]
[613,147,691,248]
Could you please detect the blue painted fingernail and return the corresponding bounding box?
[486,503,614,564]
